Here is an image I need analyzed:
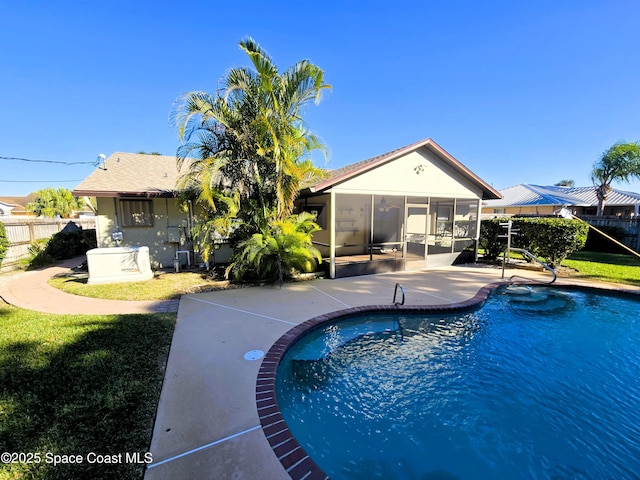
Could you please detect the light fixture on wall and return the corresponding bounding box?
[378,196,390,212]
[414,164,428,174]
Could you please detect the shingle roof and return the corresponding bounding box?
[73,152,186,197]
[306,138,501,200]
[483,184,640,208]
[0,194,38,213]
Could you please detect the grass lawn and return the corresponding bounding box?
[0,303,176,480]
[561,251,640,286]
[48,271,229,301]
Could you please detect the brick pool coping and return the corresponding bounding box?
[255,281,640,479]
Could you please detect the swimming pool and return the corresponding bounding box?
[271,286,640,479]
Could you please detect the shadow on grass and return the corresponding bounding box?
[568,251,640,267]
[0,312,175,480]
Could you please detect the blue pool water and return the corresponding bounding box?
[276,287,640,479]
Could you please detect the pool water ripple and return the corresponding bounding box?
[276,287,640,479]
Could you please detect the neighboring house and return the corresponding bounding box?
[0,200,18,216]
[295,138,501,278]
[73,152,232,269]
[482,184,640,218]
[0,194,38,216]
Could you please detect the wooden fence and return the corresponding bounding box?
[581,215,640,252]
[0,217,96,272]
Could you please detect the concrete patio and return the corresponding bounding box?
[144,264,558,480]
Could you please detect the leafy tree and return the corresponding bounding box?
[480,218,589,268]
[554,179,575,187]
[26,188,84,218]
[591,142,640,216]
[226,212,321,286]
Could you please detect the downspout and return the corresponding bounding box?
[112,197,120,246]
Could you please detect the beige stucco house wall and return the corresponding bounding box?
[92,196,193,268]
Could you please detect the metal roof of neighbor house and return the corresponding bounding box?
[305,138,502,200]
[483,184,640,208]
[73,152,186,197]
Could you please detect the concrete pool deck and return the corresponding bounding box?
[143,264,640,480]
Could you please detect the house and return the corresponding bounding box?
[74,140,500,276]
[482,184,640,218]
[73,152,232,269]
[0,200,18,216]
[0,194,38,216]
[295,138,501,278]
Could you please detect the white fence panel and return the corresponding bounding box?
[1,217,96,272]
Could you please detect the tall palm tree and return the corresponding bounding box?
[591,142,640,216]
[172,37,330,229]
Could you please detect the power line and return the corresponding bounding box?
[0,155,97,166]
[0,179,84,183]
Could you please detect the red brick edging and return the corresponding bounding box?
[255,282,501,479]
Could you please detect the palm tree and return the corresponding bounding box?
[591,142,640,216]
[26,187,84,218]
[172,37,330,229]
[226,211,322,286]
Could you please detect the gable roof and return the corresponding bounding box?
[483,184,640,208]
[306,138,501,200]
[73,152,186,197]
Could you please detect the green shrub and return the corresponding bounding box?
[226,212,321,285]
[0,222,8,267]
[479,219,507,261]
[480,218,589,268]
[25,238,53,268]
[27,226,97,269]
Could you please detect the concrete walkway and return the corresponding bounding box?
[0,256,179,314]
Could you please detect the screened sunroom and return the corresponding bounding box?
[296,139,501,278]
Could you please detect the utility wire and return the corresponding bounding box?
[0,155,97,166]
[0,179,84,183]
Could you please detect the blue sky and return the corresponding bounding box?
[1,0,639,197]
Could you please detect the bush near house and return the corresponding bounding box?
[0,222,9,268]
[480,218,589,268]
[27,225,97,269]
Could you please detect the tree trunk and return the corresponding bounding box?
[277,253,283,288]
[595,184,610,216]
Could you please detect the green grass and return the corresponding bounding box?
[0,303,176,480]
[48,271,228,301]
[561,251,640,286]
